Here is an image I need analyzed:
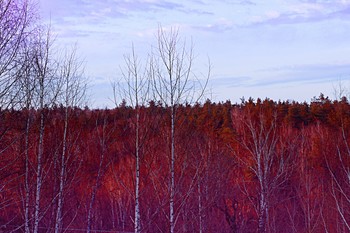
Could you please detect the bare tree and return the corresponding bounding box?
[54,46,86,233]
[326,123,350,231]
[232,104,296,233]
[86,114,113,233]
[31,26,61,233]
[333,79,349,101]
[0,0,36,108]
[297,127,325,233]
[150,26,209,233]
[21,41,36,233]
[6,23,60,233]
[113,44,150,233]
[0,1,37,229]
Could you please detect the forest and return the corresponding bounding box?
[1,0,350,233]
[1,97,350,233]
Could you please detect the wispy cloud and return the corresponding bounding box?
[251,62,350,87]
[218,0,256,6]
[239,0,256,5]
[211,63,350,93]
[190,1,349,32]
[245,1,350,26]
[114,0,184,13]
[43,0,192,23]
[41,0,126,26]
[193,18,235,33]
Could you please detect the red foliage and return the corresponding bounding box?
[1,97,350,232]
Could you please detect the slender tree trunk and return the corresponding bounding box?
[33,106,44,233]
[87,187,97,233]
[257,154,267,233]
[148,26,209,233]
[115,45,149,233]
[170,105,175,233]
[87,146,105,233]
[258,190,267,233]
[24,113,31,233]
[54,107,68,233]
[33,28,52,233]
[198,179,203,233]
[135,105,141,233]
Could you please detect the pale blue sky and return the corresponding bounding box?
[39,0,350,107]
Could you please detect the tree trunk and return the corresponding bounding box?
[87,162,103,233]
[135,105,141,233]
[170,105,175,233]
[33,107,44,233]
[54,107,68,233]
[24,113,31,233]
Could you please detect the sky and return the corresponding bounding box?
[39,0,350,108]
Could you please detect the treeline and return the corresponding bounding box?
[1,97,350,233]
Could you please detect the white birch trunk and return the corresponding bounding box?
[135,105,141,233]
[54,107,68,233]
[257,152,267,233]
[170,105,175,233]
[24,114,31,233]
[198,179,203,233]
[86,163,103,233]
[33,93,44,233]
[115,45,149,233]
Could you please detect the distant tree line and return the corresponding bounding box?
[1,97,350,233]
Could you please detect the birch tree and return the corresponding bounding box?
[54,46,86,233]
[21,42,36,233]
[31,26,61,233]
[0,1,36,226]
[150,26,209,233]
[297,127,325,233]
[113,44,149,233]
[0,0,36,108]
[326,123,350,231]
[232,102,296,233]
[86,114,113,233]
